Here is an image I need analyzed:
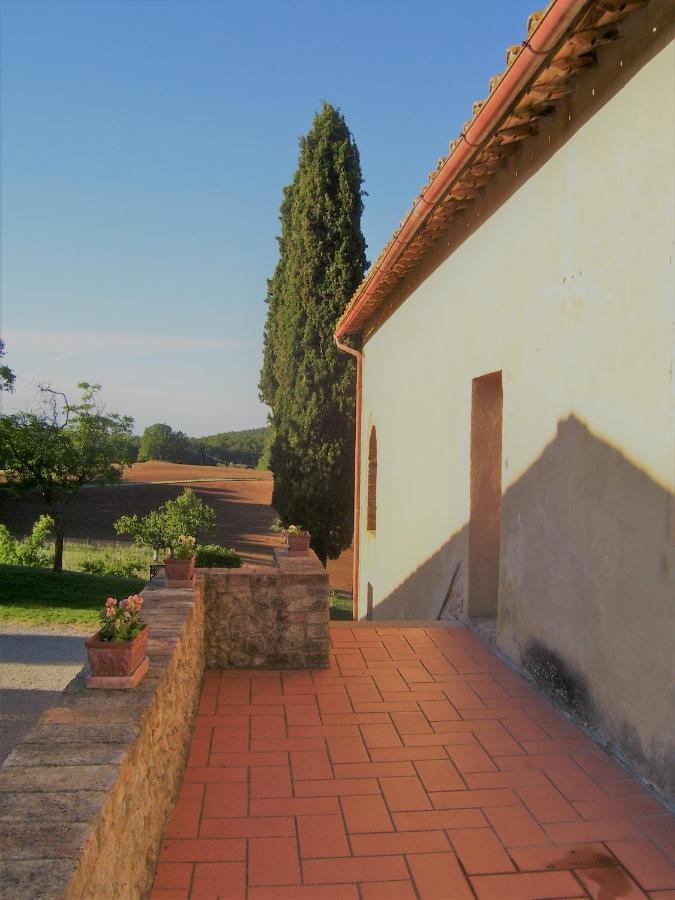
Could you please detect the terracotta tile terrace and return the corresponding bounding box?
[151,622,675,899]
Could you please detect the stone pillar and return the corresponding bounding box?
[202,548,330,669]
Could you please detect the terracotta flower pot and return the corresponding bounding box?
[164,555,196,587]
[85,626,150,689]
[287,531,311,554]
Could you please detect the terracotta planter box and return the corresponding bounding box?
[287,532,311,555]
[164,555,196,587]
[85,626,150,689]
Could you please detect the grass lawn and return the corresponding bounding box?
[0,564,145,628]
[329,590,353,621]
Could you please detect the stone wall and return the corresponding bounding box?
[0,584,205,900]
[203,547,330,669]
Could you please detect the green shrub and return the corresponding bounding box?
[0,516,54,567]
[195,544,242,568]
[79,552,147,579]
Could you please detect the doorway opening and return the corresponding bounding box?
[469,371,503,620]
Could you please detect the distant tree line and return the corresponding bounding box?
[132,423,271,469]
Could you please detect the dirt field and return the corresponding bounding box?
[0,462,352,592]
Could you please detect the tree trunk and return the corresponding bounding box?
[53,524,64,573]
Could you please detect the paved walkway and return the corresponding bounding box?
[151,623,674,899]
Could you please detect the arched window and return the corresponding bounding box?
[367,426,377,532]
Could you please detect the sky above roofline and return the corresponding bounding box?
[1,0,536,436]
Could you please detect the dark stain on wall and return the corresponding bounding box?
[523,640,597,727]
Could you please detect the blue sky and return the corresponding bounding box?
[1,0,535,435]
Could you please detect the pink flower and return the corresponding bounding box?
[119,599,128,610]
[106,597,116,607]
[106,607,115,618]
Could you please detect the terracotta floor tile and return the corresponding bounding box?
[418,700,460,721]
[200,817,295,838]
[191,862,246,899]
[297,813,350,858]
[188,737,211,767]
[545,819,647,844]
[179,783,204,802]
[153,862,193,890]
[333,762,415,779]
[546,767,610,803]
[210,751,287,767]
[576,865,647,898]
[183,767,247,784]
[485,806,551,847]
[249,887,358,900]
[202,782,248,818]
[471,870,584,899]
[360,724,403,748]
[359,881,417,899]
[431,788,518,809]
[250,766,292,799]
[249,797,339,817]
[415,758,466,792]
[250,716,286,740]
[370,746,447,762]
[326,735,369,764]
[510,842,618,871]
[575,798,667,821]
[342,794,394,833]
[285,705,321,726]
[606,841,675,891]
[165,800,202,839]
[393,809,487,831]
[291,748,332,780]
[516,784,582,823]
[251,738,324,753]
[351,830,450,856]
[380,776,432,811]
[449,826,516,874]
[248,836,301,887]
[391,711,433,734]
[446,744,499,773]
[464,771,549,789]
[303,855,409,884]
[636,816,675,858]
[152,624,675,899]
[407,849,473,898]
[294,777,380,797]
[160,838,245,862]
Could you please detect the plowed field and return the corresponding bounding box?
[0,462,352,590]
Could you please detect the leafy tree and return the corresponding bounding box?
[259,102,367,564]
[114,488,216,559]
[138,423,192,464]
[0,383,133,572]
[0,339,15,393]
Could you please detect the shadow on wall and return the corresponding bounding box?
[373,415,675,800]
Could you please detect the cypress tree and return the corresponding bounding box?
[260,103,367,565]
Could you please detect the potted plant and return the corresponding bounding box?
[286,524,311,555]
[164,534,197,587]
[85,594,149,689]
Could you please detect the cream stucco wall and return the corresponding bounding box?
[358,28,675,798]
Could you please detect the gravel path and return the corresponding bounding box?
[0,624,88,766]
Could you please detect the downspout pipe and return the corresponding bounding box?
[335,0,591,341]
[335,336,362,621]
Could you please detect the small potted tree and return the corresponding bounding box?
[164,534,196,587]
[85,594,149,689]
[286,524,311,555]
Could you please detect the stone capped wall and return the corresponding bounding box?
[0,585,205,900]
[204,547,330,669]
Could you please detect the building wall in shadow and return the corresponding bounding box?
[373,417,674,800]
